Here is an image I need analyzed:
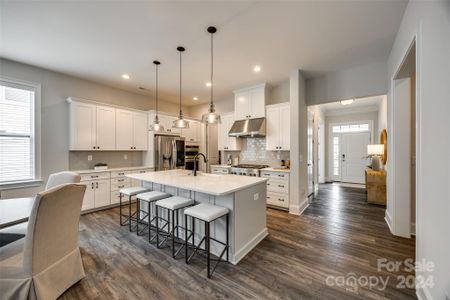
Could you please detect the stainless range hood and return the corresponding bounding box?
[228,118,266,137]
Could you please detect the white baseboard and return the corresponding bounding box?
[289,197,309,216]
[411,222,416,236]
[416,285,433,300]
[385,209,394,234]
[231,228,268,265]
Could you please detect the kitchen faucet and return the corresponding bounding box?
[193,153,208,176]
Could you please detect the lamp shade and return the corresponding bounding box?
[367,144,384,155]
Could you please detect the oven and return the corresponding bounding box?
[185,144,200,170]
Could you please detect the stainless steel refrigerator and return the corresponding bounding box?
[154,135,185,171]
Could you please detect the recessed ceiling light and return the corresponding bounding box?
[122,74,130,80]
[253,65,261,72]
[206,82,212,87]
[340,99,354,105]
[193,97,198,101]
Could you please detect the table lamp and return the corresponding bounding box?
[367,144,384,171]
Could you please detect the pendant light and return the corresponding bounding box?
[201,26,221,124]
[173,46,189,128]
[150,60,164,132]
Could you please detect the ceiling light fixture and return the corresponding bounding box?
[122,74,130,80]
[173,46,189,129]
[201,26,221,124]
[205,82,212,87]
[340,99,354,105]
[149,61,164,132]
[253,65,261,72]
[193,97,198,101]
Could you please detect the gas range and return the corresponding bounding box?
[230,164,269,177]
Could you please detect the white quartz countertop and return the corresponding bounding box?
[74,166,154,174]
[261,167,290,173]
[210,165,232,168]
[127,169,267,196]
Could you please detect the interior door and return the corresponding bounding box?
[341,132,371,184]
[96,105,116,150]
[307,111,314,196]
[116,109,134,150]
[133,112,148,150]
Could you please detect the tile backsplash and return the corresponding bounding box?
[69,151,143,171]
[225,138,290,167]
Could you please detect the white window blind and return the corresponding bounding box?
[0,83,35,183]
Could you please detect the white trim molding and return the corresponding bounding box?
[231,228,268,265]
[289,197,309,215]
[385,209,394,234]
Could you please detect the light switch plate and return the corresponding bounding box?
[123,154,128,160]
[253,193,259,200]
[87,155,92,161]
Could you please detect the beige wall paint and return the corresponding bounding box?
[377,95,388,137]
[0,58,184,198]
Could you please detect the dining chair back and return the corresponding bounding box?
[45,171,81,190]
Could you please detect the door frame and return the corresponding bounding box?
[318,118,325,184]
[328,120,374,182]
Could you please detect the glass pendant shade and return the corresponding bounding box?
[173,46,189,129]
[150,60,164,132]
[150,115,164,132]
[201,104,221,124]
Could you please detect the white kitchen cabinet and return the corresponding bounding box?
[158,115,181,134]
[69,102,96,150]
[218,113,241,151]
[116,109,134,150]
[261,170,290,209]
[81,179,111,211]
[96,105,116,150]
[265,103,290,151]
[133,111,148,150]
[234,84,267,121]
[116,110,148,150]
[211,166,230,174]
[182,120,200,143]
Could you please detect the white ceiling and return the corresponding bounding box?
[0,1,407,106]
[317,95,384,115]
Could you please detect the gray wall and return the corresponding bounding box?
[0,58,183,198]
[306,61,388,106]
[386,1,450,298]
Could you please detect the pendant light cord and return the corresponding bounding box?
[210,32,214,109]
[179,50,182,117]
[155,63,158,117]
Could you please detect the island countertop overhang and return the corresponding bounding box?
[126,169,268,196]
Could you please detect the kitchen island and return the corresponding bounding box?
[127,169,268,264]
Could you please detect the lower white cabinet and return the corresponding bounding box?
[79,167,153,211]
[261,170,290,209]
[81,175,111,211]
[211,166,230,174]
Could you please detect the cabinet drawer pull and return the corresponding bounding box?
[278,174,285,177]
[278,185,285,188]
[266,183,270,186]
[278,198,284,202]
[91,175,98,178]
[118,185,125,188]
[118,172,124,175]
[91,182,94,189]
[117,179,124,182]
[96,182,99,188]
[266,196,270,199]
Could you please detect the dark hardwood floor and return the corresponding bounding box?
[60,183,416,299]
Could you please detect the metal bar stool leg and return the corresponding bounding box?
[185,214,189,263]
[226,213,229,261]
[156,205,159,247]
[128,195,132,232]
[171,209,175,257]
[206,221,210,279]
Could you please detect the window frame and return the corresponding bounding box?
[0,76,42,190]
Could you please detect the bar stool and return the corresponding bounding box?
[135,191,170,241]
[183,203,229,278]
[119,186,150,231]
[155,196,194,258]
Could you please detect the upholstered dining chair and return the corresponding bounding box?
[0,183,87,300]
[0,171,82,243]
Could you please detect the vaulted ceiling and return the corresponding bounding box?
[0,1,407,106]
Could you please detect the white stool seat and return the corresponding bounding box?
[184,203,229,222]
[155,196,194,210]
[120,186,150,196]
[137,191,170,202]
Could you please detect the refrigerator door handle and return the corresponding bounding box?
[172,139,177,169]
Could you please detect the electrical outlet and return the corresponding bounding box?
[123,154,128,160]
[253,193,259,200]
[87,155,92,161]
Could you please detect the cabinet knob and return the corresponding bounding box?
[92,146,95,149]
[278,185,284,188]
[278,198,284,202]
[91,182,94,189]
[96,182,99,188]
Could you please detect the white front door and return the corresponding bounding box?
[307,111,314,195]
[341,132,370,184]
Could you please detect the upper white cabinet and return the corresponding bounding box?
[182,120,201,143]
[218,113,241,151]
[234,83,267,121]
[116,109,148,150]
[266,103,290,151]
[68,98,147,151]
[157,115,181,135]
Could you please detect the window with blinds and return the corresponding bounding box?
[0,82,36,183]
